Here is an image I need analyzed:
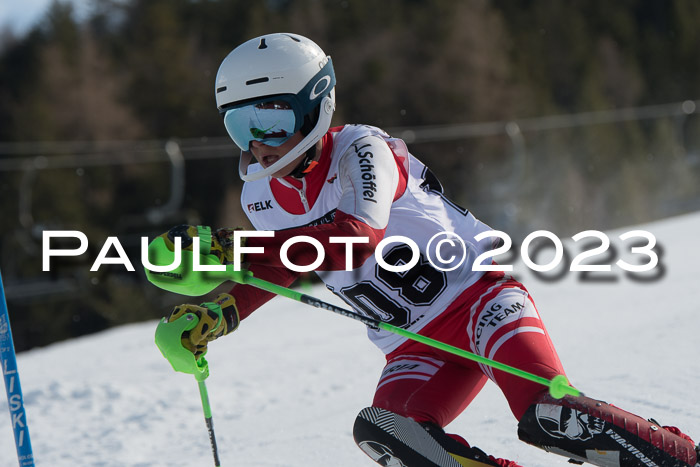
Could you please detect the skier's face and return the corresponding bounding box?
[249,131,305,178]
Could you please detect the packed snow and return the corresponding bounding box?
[2,212,699,466]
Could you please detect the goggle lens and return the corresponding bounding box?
[224,101,297,151]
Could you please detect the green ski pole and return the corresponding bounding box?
[155,309,222,466]
[237,274,580,400]
[197,379,220,467]
[145,234,581,400]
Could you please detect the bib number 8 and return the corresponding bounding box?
[338,244,447,328]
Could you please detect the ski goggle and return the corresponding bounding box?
[223,99,300,151]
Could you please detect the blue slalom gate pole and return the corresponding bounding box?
[0,269,35,467]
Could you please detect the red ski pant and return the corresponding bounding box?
[372,271,566,426]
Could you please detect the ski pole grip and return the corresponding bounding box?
[196,225,212,255]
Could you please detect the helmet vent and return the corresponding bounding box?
[245,77,269,85]
[216,86,227,93]
[258,38,267,49]
[284,34,301,42]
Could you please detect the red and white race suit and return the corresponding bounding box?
[232,124,565,422]
[227,125,698,467]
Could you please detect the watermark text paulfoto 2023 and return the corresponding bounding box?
[40,229,661,280]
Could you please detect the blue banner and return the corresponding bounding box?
[1,270,35,467]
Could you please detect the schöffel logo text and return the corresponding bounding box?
[353,142,378,204]
[248,200,273,213]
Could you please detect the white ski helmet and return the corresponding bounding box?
[215,33,336,181]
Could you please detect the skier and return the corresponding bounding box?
[160,33,699,466]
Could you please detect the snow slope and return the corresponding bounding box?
[2,212,699,466]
